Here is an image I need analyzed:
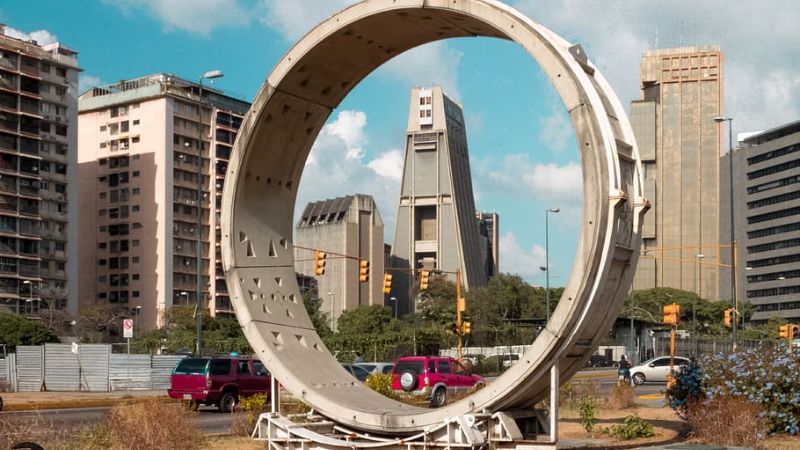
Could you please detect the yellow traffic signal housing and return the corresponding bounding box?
[462,321,472,335]
[383,273,393,294]
[724,308,732,327]
[780,324,798,340]
[457,296,466,312]
[663,303,680,325]
[419,270,430,291]
[314,251,326,276]
[359,259,370,282]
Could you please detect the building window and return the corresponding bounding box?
[57,262,65,271]
[100,125,107,132]
[133,119,140,125]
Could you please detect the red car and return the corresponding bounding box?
[167,356,271,412]
[391,356,484,407]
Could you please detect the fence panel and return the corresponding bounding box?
[151,355,185,389]
[80,344,110,392]
[16,346,43,391]
[7,353,16,391]
[44,343,80,391]
[109,354,151,390]
[0,357,5,381]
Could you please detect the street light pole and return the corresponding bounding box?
[390,296,397,319]
[22,280,32,316]
[714,116,737,350]
[545,208,560,322]
[327,292,334,331]
[195,70,223,357]
[693,253,704,355]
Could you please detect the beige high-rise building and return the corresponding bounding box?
[390,87,486,315]
[0,26,80,316]
[294,194,384,331]
[78,74,248,330]
[631,46,724,299]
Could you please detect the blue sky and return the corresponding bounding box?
[3,0,796,286]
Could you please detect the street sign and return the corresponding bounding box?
[123,319,134,338]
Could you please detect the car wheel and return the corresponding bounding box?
[430,387,446,408]
[632,373,645,385]
[399,370,418,392]
[181,399,198,412]
[218,391,238,413]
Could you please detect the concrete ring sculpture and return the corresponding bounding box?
[222,0,647,434]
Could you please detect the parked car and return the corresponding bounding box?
[355,362,395,375]
[391,356,484,407]
[167,356,271,412]
[630,356,690,385]
[342,363,372,382]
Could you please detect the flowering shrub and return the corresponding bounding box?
[665,358,703,419]
[701,345,800,435]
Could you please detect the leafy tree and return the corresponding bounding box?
[76,303,127,343]
[337,305,397,336]
[0,312,59,352]
[416,275,457,326]
[133,306,251,354]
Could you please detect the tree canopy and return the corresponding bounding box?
[0,312,59,352]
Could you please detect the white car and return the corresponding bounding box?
[630,356,690,385]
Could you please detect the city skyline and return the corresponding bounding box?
[1,1,797,288]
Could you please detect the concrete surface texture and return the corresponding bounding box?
[221,0,646,434]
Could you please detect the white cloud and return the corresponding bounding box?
[258,0,352,41]
[105,0,250,36]
[499,231,546,280]
[479,154,582,205]
[296,110,402,239]
[79,75,105,94]
[367,149,404,180]
[537,102,574,153]
[3,27,58,46]
[379,42,463,100]
[512,0,800,134]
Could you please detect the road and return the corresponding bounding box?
[0,406,234,434]
[572,372,666,404]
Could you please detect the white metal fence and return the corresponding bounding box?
[2,345,185,392]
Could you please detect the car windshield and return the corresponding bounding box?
[173,358,209,375]
[358,364,376,372]
[393,360,425,374]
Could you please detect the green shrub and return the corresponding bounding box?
[365,373,398,399]
[608,414,655,440]
[577,395,598,433]
[665,357,703,419]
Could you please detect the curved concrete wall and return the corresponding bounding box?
[221,0,647,434]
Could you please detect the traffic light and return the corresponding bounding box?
[383,273,393,294]
[314,251,326,276]
[663,303,680,325]
[359,259,370,282]
[461,321,472,335]
[457,296,466,312]
[724,308,732,327]
[779,324,798,340]
[419,270,430,291]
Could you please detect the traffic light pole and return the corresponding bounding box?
[456,270,462,362]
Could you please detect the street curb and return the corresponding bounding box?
[570,370,616,380]
[2,395,170,412]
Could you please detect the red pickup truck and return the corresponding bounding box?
[167,356,271,412]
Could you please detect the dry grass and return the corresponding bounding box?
[105,398,202,450]
[609,382,636,409]
[205,435,265,450]
[0,414,80,450]
[685,396,767,448]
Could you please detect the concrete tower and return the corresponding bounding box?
[390,87,486,315]
[631,47,723,300]
[294,194,384,330]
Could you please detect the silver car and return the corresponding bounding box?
[355,362,395,375]
[630,356,690,385]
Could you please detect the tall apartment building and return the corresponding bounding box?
[720,121,800,324]
[476,211,499,279]
[631,46,724,300]
[294,194,384,330]
[78,74,248,331]
[0,26,80,316]
[390,87,486,316]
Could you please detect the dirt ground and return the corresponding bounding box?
[209,406,800,450]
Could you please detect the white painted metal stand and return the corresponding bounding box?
[257,361,560,450]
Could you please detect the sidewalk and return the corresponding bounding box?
[0,389,167,412]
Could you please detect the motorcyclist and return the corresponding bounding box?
[617,355,631,384]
